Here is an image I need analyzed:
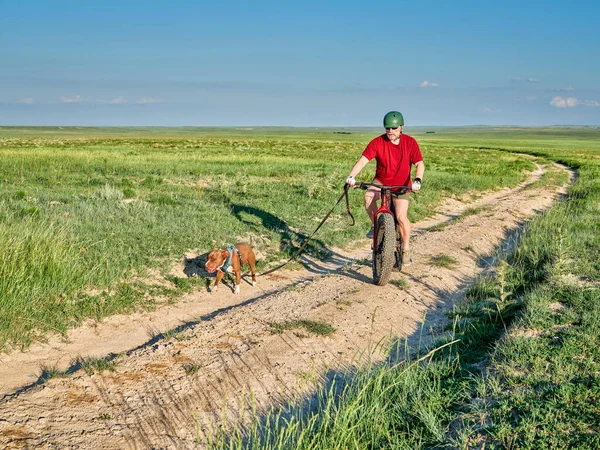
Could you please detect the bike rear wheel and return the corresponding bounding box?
[373,213,396,285]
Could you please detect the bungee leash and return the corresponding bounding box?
[258,184,355,277]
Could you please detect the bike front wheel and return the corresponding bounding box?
[373,213,396,286]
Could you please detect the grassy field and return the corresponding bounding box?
[3,126,599,448]
[197,127,600,449]
[0,126,535,351]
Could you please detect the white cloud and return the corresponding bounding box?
[18,97,35,104]
[510,77,539,83]
[581,99,600,107]
[550,96,600,108]
[419,80,439,88]
[56,96,164,105]
[59,95,84,104]
[550,96,578,108]
[550,96,580,108]
[135,97,163,104]
[482,107,502,113]
[109,97,127,104]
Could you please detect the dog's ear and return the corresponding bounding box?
[221,250,229,259]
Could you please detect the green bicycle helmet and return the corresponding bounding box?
[383,111,404,128]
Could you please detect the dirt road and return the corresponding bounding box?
[0,161,571,449]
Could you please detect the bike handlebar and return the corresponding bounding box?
[354,182,413,192]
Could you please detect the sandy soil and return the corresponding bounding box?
[0,161,571,449]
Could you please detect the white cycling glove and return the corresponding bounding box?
[345,175,356,186]
[412,178,422,191]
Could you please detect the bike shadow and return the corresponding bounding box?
[225,200,363,279]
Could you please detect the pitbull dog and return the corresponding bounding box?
[205,242,257,294]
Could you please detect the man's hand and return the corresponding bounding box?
[345,175,356,186]
[412,178,422,192]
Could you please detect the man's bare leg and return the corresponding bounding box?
[364,186,381,224]
[393,197,411,250]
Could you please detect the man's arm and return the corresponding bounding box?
[349,156,370,178]
[411,160,425,191]
[346,156,370,186]
[414,160,424,181]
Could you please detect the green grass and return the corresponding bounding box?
[269,320,336,336]
[184,363,202,376]
[390,278,409,289]
[0,128,536,350]
[461,204,492,218]
[208,351,463,449]
[452,159,600,447]
[426,221,450,232]
[426,205,493,234]
[429,254,458,269]
[530,160,571,189]
[78,356,118,375]
[3,126,600,447]
[38,365,70,382]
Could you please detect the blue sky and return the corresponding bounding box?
[1,0,599,126]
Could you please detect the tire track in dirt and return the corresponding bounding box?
[0,160,573,449]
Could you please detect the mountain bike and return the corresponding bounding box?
[355,182,412,286]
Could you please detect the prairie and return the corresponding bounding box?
[2,126,599,449]
[0,126,533,350]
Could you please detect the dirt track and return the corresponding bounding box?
[0,161,571,449]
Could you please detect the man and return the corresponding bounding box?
[345,111,424,265]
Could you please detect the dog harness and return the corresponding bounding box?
[218,245,242,273]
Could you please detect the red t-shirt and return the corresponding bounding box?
[361,134,423,186]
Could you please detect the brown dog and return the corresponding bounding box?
[205,242,257,294]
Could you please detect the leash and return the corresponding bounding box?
[258,184,355,277]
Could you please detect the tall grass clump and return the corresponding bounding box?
[208,352,464,450]
[0,218,87,349]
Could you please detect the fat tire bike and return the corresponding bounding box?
[355,182,412,286]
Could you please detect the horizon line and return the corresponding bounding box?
[1,124,599,129]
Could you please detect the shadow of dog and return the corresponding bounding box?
[183,252,211,277]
